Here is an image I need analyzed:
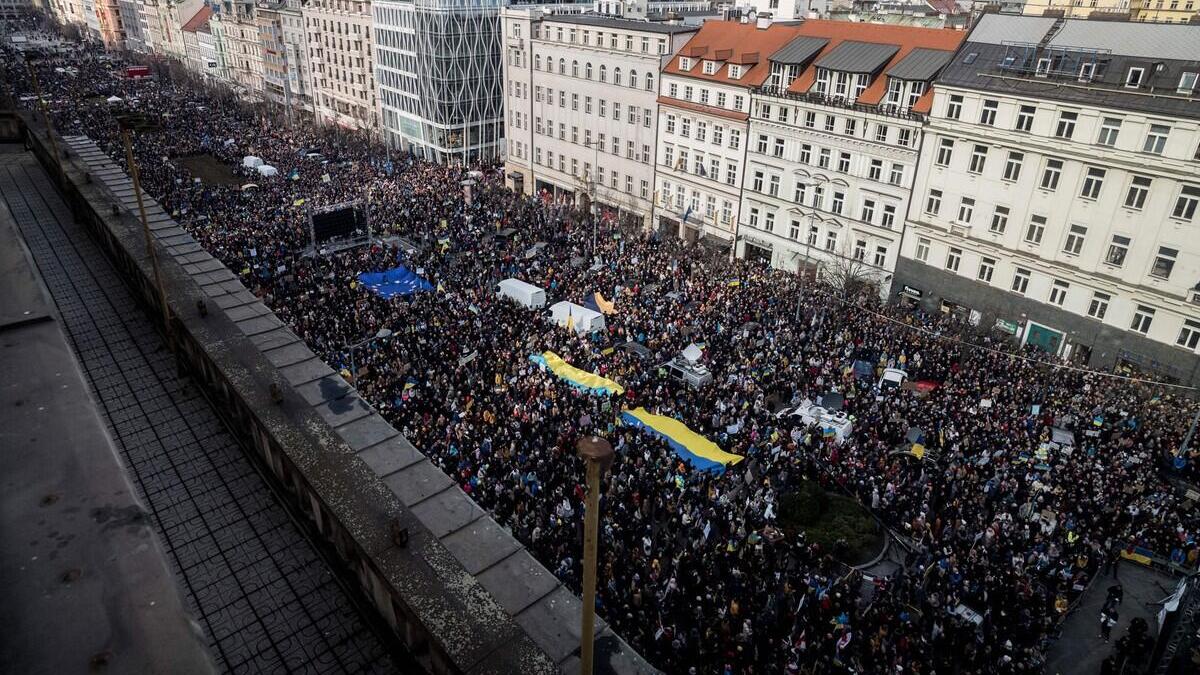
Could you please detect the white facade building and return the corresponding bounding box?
[304,0,376,130]
[654,20,803,245]
[739,21,963,298]
[898,14,1200,384]
[502,10,697,224]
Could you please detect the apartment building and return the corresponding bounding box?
[1130,0,1199,23]
[148,0,204,60]
[181,5,214,74]
[279,0,313,114]
[1021,0,1131,18]
[898,14,1200,384]
[654,20,804,245]
[304,0,376,131]
[739,21,962,297]
[502,9,698,224]
[93,0,125,50]
[116,0,150,52]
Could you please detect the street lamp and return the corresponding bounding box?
[793,176,832,321]
[576,434,614,675]
[344,327,393,383]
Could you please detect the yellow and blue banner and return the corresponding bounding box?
[529,351,624,396]
[620,407,744,473]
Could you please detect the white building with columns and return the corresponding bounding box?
[897,14,1200,385]
[738,20,963,298]
[502,8,697,224]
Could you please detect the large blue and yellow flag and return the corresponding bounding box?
[529,352,624,396]
[621,408,743,473]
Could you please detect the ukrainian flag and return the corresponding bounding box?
[620,408,744,473]
[529,352,624,396]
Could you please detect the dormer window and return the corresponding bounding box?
[885,78,903,107]
[906,81,926,109]
[1126,67,1144,88]
[679,56,692,71]
[728,64,743,79]
[814,68,830,95]
[703,60,717,75]
[1078,62,1095,81]
[1179,72,1198,95]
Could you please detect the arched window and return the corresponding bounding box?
[599,64,607,82]
[586,62,593,79]
[645,72,654,91]
[628,69,638,88]
[558,58,565,74]
[572,60,578,77]
[613,67,622,86]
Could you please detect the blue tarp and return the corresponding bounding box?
[358,265,432,298]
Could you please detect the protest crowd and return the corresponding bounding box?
[5,25,1200,674]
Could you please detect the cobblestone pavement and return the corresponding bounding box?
[0,152,399,674]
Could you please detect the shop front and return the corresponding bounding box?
[1023,321,1065,355]
[896,284,923,309]
[742,239,773,266]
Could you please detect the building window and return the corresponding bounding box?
[825,232,837,251]
[1063,224,1087,255]
[1124,176,1151,210]
[1048,280,1069,306]
[1003,152,1023,182]
[1080,167,1105,200]
[702,60,716,75]
[945,247,962,272]
[968,145,988,174]
[752,170,764,193]
[875,124,889,143]
[824,115,836,132]
[881,205,896,229]
[1173,185,1199,221]
[874,245,887,267]
[898,129,912,147]
[837,152,851,173]
[831,191,844,214]
[957,197,975,223]
[1151,246,1177,279]
[935,138,954,167]
[1143,124,1170,154]
[1130,305,1154,334]
[1178,320,1200,350]
[844,118,857,136]
[868,159,883,181]
[977,257,996,283]
[915,237,931,262]
[713,125,724,146]
[729,129,740,150]
[979,99,998,126]
[1088,291,1110,320]
[818,148,831,169]
[773,138,784,158]
[925,189,942,216]
[946,94,962,119]
[1055,111,1077,139]
[854,239,867,261]
[1097,117,1121,146]
[861,199,876,223]
[1126,67,1144,88]
[1106,235,1131,267]
[1040,159,1063,191]
[1180,72,1198,95]
[748,207,759,229]
[1011,268,1031,295]
[768,174,780,197]
[1025,215,1046,245]
[1015,105,1035,132]
[990,206,1009,233]
[889,163,904,186]
[800,144,812,165]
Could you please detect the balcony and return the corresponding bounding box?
[752,86,926,122]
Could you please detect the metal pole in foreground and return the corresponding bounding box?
[576,435,614,675]
[26,56,61,174]
[120,122,173,353]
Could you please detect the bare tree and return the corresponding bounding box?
[821,255,875,300]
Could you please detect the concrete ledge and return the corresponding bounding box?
[22,119,659,674]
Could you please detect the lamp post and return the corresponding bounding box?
[794,176,832,322]
[576,435,614,675]
[115,114,172,353]
[345,327,393,383]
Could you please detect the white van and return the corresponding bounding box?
[547,301,606,335]
[496,278,546,309]
[877,368,908,394]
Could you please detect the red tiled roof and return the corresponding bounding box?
[663,21,806,89]
[783,20,965,104]
[182,6,212,34]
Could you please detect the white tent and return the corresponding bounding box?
[256,164,278,177]
[547,301,605,335]
[681,343,704,363]
[242,155,264,169]
[105,95,122,104]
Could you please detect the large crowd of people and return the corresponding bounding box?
[5,20,1200,673]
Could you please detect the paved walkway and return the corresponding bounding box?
[1045,560,1177,674]
[0,150,399,674]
